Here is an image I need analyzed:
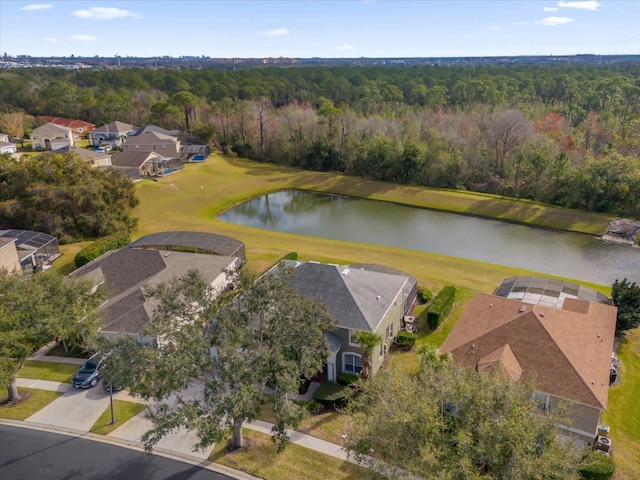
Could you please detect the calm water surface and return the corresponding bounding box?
[217,190,639,286]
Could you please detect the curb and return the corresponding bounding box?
[0,419,260,480]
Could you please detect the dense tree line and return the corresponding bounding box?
[1,64,639,216]
[0,152,138,243]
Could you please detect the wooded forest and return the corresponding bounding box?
[1,63,639,217]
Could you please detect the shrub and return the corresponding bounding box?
[418,286,433,303]
[283,252,298,260]
[395,331,416,349]
[579,451,615,480]
[298,399,323,415]
[338,373,359,386]
[74,230,131,268]
[313,381,349,408]
[427,286,457,330]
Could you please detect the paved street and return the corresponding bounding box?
[0,425,234,480]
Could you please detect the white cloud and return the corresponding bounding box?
[543,6,559,12]
[21,4,53,11]
[44,37,59,43]
[70,34,98,42]
[264,28,290,37]
[557,1,602,10]
[73,7,140,20]
[537,16,574,26]
[488,26,502,31]
[335,44,355,51]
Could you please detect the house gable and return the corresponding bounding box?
[440,293,616,410]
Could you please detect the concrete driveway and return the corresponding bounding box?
[27,382,117,431]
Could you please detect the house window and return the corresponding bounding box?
[532,391,551,411]
[33,135,39,140]
[343,353,362,374]
[349,330,359,347]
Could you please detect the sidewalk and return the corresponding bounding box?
[14,361,358,467]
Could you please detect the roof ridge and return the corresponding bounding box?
[335,265,372,332]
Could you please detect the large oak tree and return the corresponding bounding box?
[106,268,335,452]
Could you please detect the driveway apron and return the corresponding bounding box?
[26,383,112,431]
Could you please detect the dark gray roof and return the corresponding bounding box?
[55,146,111,161]
[110,151,160,168]
[69,247,239,335]
[285,261,409,332]
[93,121,139,135]
[130,231,245,259]
[325,331,343,354]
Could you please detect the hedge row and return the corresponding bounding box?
[427,286,457,330]
[74,230,131,268]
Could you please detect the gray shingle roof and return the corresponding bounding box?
[93,121,139,135]
[69,247,238,335]
[285,261,409,332]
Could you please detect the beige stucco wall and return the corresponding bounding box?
[549,395,601,445]
[0,241,21,273]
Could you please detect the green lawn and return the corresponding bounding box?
[0,388,63,420]
[18,360,80,383]
[209,429,377,480]
[601,327,640,480]
[90,400,147,435]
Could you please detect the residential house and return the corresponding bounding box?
[280,260,417,382]
[91,121,139,147]
[41,116,95,141]
[123,131,181,157]
[30,123,75,151]
[55,146,112,167]
[0,133,10,142]
[0,141,17,155]
[110,150,182,179]
[68,231,245,340]
[0,229,60,272]
[440,292,617,446]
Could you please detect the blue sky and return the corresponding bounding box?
[1,1,638,58]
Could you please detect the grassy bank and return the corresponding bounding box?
[132,155,612,292]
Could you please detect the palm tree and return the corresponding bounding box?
[353,331,383,380]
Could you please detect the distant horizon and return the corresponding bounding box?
[5,52,639,59]
[1,1,638,58]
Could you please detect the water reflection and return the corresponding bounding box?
[218,190,639,285]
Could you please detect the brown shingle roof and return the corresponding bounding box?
[440,293,616,409]
[477,343,523,380]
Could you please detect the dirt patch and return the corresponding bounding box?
[0,390,32,408]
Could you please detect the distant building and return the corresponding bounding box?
[30,123,75,150]
[40,116,95,141]
[0,229,60,272]
[91,121,139,147]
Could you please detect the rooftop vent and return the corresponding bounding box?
[539,308,546,317]
[519,305,526,313]
[342,268,350,276]
[376,295,381,300]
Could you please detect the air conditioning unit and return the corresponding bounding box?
[594,435,612,454]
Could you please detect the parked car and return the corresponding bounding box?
[71,353,106,389]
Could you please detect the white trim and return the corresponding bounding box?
[342,352,363,374]
[555,423,596,439]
